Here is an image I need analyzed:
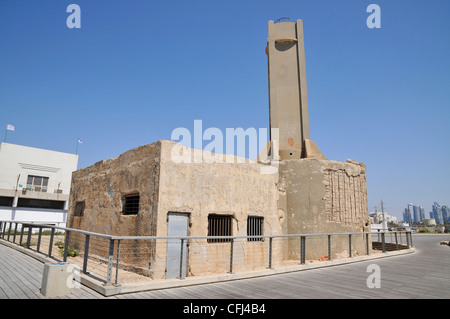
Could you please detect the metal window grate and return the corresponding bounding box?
[208,215,232,243]
[247,216,264,241]
[122,194,140,215]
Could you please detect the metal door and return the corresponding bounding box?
[166,212,189,278]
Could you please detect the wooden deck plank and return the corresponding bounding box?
[122,234,449,300]
[0,274,21,299]
[0,247,43,299]
[0,260,43,299]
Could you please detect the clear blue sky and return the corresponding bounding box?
[1,0,449,220]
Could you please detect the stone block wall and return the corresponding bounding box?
[67,142,161,272]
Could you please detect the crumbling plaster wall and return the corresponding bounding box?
[279,158,371,260]
[152,140,282,278]
[67,142,161,267]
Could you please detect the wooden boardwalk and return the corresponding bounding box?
[0,234,449,299]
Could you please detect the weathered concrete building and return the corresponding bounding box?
[69,141,282,278]
[67,19,370,279]
[68,142,369,278]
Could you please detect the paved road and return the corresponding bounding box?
[0,234,449,299]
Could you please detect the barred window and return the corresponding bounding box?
[247,216,264,241]
[208,215,232,243]
[122,194,140,215]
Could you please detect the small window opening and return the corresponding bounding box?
[208,215,232,243]
[247,216,264,241]
[122,194,140,215]
[74,201,85,217]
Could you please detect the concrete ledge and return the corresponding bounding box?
[0,239,415,297]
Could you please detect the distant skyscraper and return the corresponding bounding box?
[403,207,413,224]
[442,205,449,224]
[432,202,444,224]
[413,205,421,223]
[419,206,425,222]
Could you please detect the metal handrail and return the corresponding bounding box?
[0,220,408,240]
[109,230,408,241]
[0,220,414,287]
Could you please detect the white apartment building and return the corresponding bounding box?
[0,142,78,227]
[369,211,398,230]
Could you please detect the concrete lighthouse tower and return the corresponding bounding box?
[266,19,326,160]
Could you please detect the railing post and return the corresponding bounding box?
[348,234,352,257]
[7,222,12,241]
[366,233,370,255]
[37,227,42,252]
[300,236,306,264]
[63,231,70,262]
[406,231,410,248]
[395,232,399,250]
[19,224,24,246]
[409,231,414,247]
[268,237,273,269]
[299,236,302,264]
[115,239,121,286]
[48,228,55,257]
[83,234,90,274]
[1,222,5,239]
[13,223,18,243]
[328,235,331,261]
[229,238,234,273]
[106,238,115,285]
[381,232,386,252]
[179,238,185,279]
[26,225,32,249]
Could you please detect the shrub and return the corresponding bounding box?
[59,247,78,257]
[55,240,65,248]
